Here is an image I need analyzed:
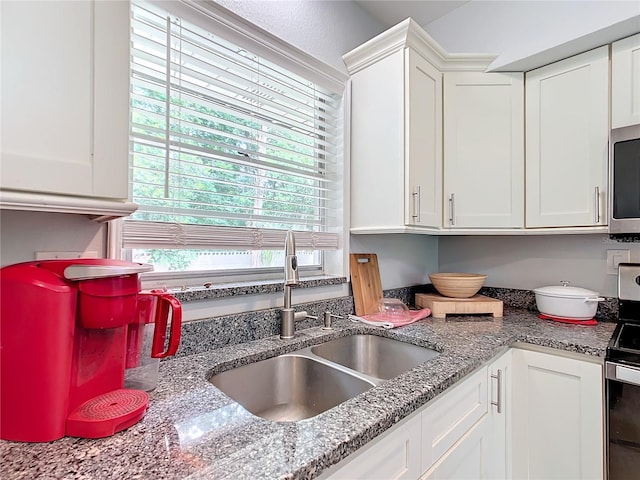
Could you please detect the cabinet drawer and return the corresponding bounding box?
[420,415,490,480]
[421,366,488,471]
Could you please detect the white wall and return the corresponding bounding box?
[350,234,438,290]
[0,211,106,266]
[212,0,385,74]
[438,234,640,297]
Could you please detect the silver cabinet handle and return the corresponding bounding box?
[449,193,455,226]
[594,186,600,224]
[491,369,503,414]
[412,186,421,223]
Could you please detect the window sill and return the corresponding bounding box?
[163,275,348,303]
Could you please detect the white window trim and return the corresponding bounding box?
[110,0,350,290]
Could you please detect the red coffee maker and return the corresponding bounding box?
[0,259,181,442]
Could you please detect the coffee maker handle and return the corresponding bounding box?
[151,294,182,359]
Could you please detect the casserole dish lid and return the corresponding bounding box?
[533,284,600,298]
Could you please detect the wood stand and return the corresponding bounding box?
[416,293,503,319]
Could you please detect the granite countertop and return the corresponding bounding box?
[1,308,616,480]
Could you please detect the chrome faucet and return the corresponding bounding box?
[280,231,316,339]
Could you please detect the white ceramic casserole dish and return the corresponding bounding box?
[533,283,605,320]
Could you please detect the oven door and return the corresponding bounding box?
[606,361,640,479]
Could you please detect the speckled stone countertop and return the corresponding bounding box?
[0,309,616,480]
[160,276,347,303]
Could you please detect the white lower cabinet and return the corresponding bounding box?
[420,365,493,480]
[422,350,511,480]
[320,409,423,480]
[511,348,604,480]
[487,350,512,480]
[421,366,489,470]
[420,417,491,480]
[321,347,602,480]
[320,352,508,480]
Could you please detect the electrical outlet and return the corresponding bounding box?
[35,251,98,260]
[607,249,630,275]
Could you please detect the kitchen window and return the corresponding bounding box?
[119,1,345,287]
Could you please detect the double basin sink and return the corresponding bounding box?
[208,334,439,422]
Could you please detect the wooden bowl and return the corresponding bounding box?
[428,273,487,298]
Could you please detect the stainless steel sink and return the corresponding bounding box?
[209,354,374,422]
[208,334,439,422]
[311,334,439,380]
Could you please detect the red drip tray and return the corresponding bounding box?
[538,313,597,326]
[66,389,149,438]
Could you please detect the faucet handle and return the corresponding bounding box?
[294,311,315,321]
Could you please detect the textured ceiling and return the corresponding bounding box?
[354,0,470,30]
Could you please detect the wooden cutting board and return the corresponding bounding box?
[415,293,503,319]
[350,253,383,316]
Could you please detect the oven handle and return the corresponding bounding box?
[606,361,640,386]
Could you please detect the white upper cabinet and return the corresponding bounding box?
[443,72,524,228]
[525,46,609,228]
[345,19,502,234]
[612,33,640,129]
[406,49,443,228]
[346,20,443,233]
[1,1,130,205]
[345,17,630,235]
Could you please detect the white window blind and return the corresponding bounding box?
[125,1,341,271]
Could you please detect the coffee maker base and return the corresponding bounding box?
[66,389,149,439]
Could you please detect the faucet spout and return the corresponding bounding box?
[281,231,304,339]
[284,230,299,287]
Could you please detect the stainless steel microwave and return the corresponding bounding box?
[609,124,640,236]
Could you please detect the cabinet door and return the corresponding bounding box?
[320,411,422,480]
[405,49,442,228]
[511,349,604,480]
[0,0,129,200]
[612,33,640,129]
[349,50,406,231]
[487,349,511,480]
[525,47,609,228]
[420,417,491,480]
[443,72,524,228]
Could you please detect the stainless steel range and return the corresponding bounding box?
[606,263,640,480]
